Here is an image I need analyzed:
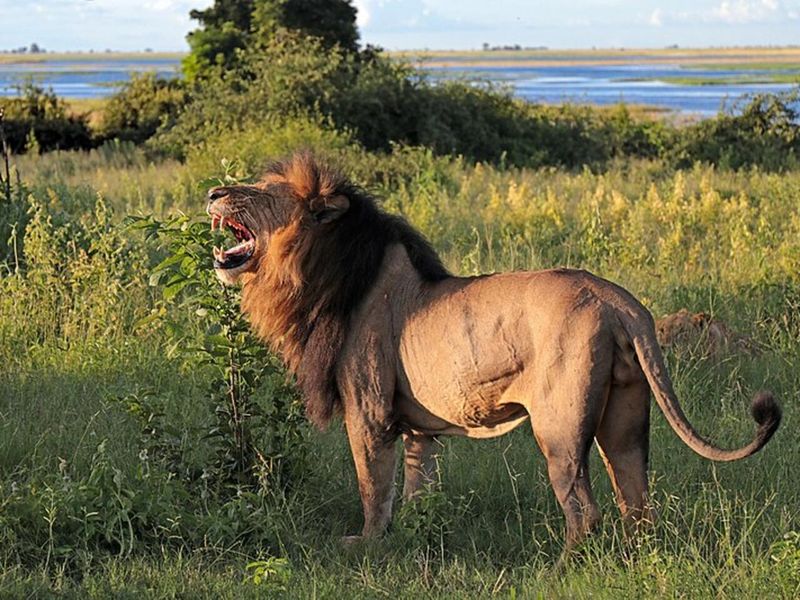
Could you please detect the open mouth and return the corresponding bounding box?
[210,214,256,270]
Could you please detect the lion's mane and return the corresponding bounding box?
[241,153,449,428]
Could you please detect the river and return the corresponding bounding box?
[1,54,797,116]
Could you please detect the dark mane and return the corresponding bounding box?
[241,153,449,428]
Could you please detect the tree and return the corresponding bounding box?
[183,0,255,81]
[253,0,358,53]
[183,0,360,81]
[190,0,255,30]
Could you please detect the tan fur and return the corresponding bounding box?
[656,309,759,357]
[207,153,781,554]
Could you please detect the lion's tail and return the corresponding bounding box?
[619,311,781,462]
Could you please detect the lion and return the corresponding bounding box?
[205,152,781,552]
[655,309,760,358]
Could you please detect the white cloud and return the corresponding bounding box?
[144,1,176,11]
[709,0,780,24]
[647,0,790,26]
[354,0,372,27]
[649,8,663,26]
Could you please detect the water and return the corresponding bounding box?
[1,55,797,115]
[0,57,181,99]
[424,63,799,116]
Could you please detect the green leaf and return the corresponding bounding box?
[205,334,234,349]
[163,278,191,301]
[153,252,186,274]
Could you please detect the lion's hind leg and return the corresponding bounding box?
[402,432,438,501]
[595,378,655,537]
[532,425,602,552]
[528,321,615,554]
[529,386,608,550]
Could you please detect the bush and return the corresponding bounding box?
[159,33,671,170]
[0,84,93,153]
[153,30,349,158]
[672,91,800,171]
[96,74,189,145]
[128,211,308,489]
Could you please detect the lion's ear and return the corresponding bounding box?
[309,194,350,224]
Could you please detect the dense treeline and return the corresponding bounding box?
[3,67,798,170]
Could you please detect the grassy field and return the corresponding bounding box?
[400,46,800,68]
[3,47,799,68]
[0,52,185,64]
[655,74,800,86]
[1,141,799,598]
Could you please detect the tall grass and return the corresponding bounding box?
[1,142,798,597]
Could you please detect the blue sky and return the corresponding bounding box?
[2,0,799,51]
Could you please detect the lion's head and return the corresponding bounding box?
[206,152,448,428]
[206,153,350,286]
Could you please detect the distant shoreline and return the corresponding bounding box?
[2,46,800,68]
[3,47,797,113]
[399,47,800,69]
[0,51,185,65]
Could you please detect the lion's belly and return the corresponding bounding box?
[396,277,537,438]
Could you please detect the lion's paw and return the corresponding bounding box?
[340,535,364,546]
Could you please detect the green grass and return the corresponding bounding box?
[691,62,800,71]
[1,143,799,597]
[656,74,800,86]
[394,46,800,68]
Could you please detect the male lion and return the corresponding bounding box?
[206,152,780,551]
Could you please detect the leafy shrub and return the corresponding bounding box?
[672,91,800,171]
[182,116,358,179]
[162,14,800,173]
[128,206,307,490]
[245,557,293,591]
[0,84,92,153]
[96,74,188,145]
[395,488,474,551]
[0,193,148,354]
[154,30,350,157]
[160,32,672,170]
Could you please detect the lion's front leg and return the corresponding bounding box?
[343,409,398,541]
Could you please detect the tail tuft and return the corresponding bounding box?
[750,391,781,435]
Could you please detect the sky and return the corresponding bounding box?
[2,0,799,52]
